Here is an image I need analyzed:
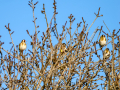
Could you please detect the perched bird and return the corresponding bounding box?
[103,48,110,59]
[19,40,27,55]
[60,43,67,54]
[99,35,106,49]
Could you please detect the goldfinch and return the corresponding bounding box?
[103,48,110,59]
[19,40,26,54]
[99,35,106,49]
[60,43,67,54]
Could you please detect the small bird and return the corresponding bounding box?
[19,40,27,55]
[60,43,67,54]
[103,48,110,59]
[99,35,106,49]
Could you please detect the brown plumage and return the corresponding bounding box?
[19,40,26,55]
[60,43,67,54]
[99,35,106,49]
[103,48,110,59]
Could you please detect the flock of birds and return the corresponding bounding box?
[19,34,110,59]
[99,35,110,59]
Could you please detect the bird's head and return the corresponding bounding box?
[102,35,105,37]
[62,43,66,47]
[105,48,109,52]
[22,39,26,42]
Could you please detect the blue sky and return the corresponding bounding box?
[0,0,120,89]
[0,0,120,49]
